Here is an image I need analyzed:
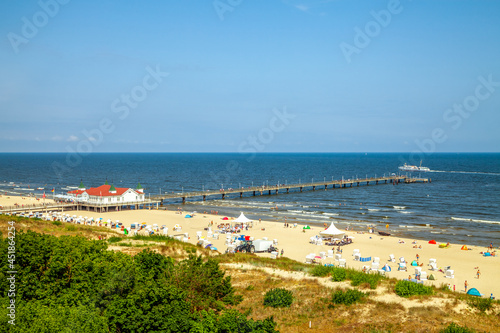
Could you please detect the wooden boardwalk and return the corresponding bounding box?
[151,175,429,204]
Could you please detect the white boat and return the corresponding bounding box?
[399,161,430,172]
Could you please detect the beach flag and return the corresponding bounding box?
[43,192,46,198]
[51,188,55,193]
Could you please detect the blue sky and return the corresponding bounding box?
[1,0,499,153]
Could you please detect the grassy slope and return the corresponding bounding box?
[1,215,499,333]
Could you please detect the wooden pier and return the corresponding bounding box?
[0,175,429,214]
[151,175,429,204]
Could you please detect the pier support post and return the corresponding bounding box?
[203,195,206,201]
[367,181,369,185]
[286,188,289,193]
[324,185,327,190]
[376,180,378,185]
[253,191,256,196]
[300,187,303,192]
[275,189,278,195]
[182,197,186,204]
[268,190,271,195]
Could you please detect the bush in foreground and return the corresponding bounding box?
[395,280,434,297]
[263,288,294,308]
[440,322,476,333]
[330,289,366,307]
[467,296,493,312]
[349,270,382,289]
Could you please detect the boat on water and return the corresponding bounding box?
[398,161,430,172]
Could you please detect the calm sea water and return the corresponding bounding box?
[0,153,499,247]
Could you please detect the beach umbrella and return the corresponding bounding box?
[428,240,437,244]
[461,245,468,250]
[303,225,311,230]
[222,217,229,220]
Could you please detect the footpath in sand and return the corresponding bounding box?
[1,194,497,299]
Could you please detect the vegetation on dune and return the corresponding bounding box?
[263,288,294,308]
[394,280,434,297]
[1,215,499,332]
[0,230,277,332]
[329,289,367,307]
[440,323,477,333]
[310,265,382,289]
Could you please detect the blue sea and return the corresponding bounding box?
[0,153,499,247]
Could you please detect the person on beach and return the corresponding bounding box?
[416,254,420,262]
[281,249,284,257]
[477,269,481,279]
[465,280,468,292]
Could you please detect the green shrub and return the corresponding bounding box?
[467,297,493,312]
[349,271,382,289]
[107,236,122,243]
[439,322,476,333]
[310,265,334,277]
[65,225,77,231]
[331,267,347,282]
[395,280,434,297]
[330,289,366,306]
[51,220,62,226]
[263,288,294,308]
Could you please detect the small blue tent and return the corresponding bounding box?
[382,264,391,272]
[185,214,192,218]
[411,260,418,266]
[467,288,483,297]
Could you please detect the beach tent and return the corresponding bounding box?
[467,288,483,297]
[222,217,229,220]
[234,212,252,223]
[185,214,192,218]
[428,240,437,244]
[382,264,391,272]
[461,245,468,250]
[319,222,345,237]
[411,260,418,266]
[303,225,311,230]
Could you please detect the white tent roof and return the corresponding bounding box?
[319,222,345,237]
[234,212,252,223]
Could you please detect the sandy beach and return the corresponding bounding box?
[1,194,498,298]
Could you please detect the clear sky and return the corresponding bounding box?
[1,0,499,153]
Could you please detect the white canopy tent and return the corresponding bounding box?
[319,222,345,238]
[234,212,252,223]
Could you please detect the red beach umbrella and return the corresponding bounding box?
[428,240,437,244]
[222,217,229,220]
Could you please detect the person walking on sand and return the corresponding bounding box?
[281,249,284,257]
[465,280,468,292]
[416,253,420,262]
[477,269,481,279]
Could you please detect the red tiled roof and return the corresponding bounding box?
[68,185,140,197]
